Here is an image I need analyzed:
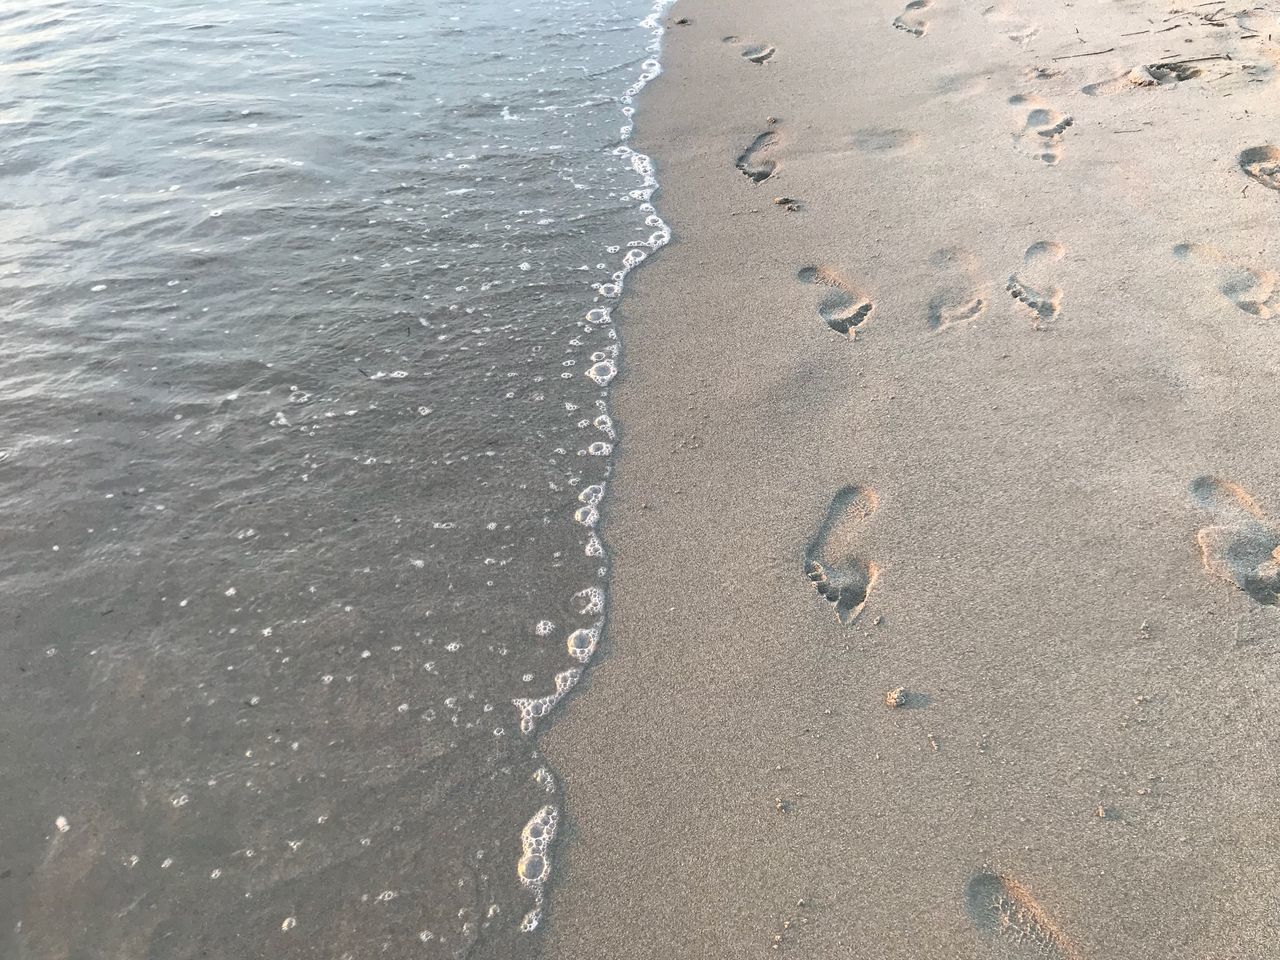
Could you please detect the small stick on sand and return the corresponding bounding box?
[1052,47,1116,60]
[1157,53,1232,63]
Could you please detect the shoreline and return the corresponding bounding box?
[543,0,1280,956]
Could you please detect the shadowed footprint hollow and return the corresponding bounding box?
[797,265,874,337]
[1190,475,1280,606]
[965,872,1080,960]
[804,485,880,625]
[736,130,780,182]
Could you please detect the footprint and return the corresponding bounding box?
[722,35,777,64]
[1009,95,1073,165]
[1190,476,1280,606]
[1173,243,1280,318]
[852,127,921,155]
[893,0,932,36]
[737,129,780,182]
[982,2,1040,43]
[1024,66,1060,82]
[1083,60,1203,96]
[804,485,880,625]
[965,873,1080,960]
[797,265,874,337]
[928,247,987,331]
[1239,145,1280,192]
[1148,60,1204,83]
[936,68,992,100]
[1006,242,1065,327]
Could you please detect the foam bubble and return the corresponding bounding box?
[579,484,605,506]
[534,766,558,794]
[586,359,616,385]
[566,625,600,663]
[575,587,605,616]
[512,669,580,735]
[517,804,560,932]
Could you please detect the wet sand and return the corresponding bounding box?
[541,0,1280,957]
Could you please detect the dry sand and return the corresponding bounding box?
[540,0,1280,956]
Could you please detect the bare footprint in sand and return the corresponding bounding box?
[1082,60,1203,96]
[893,0,932,36]
[852,127,921,154]
[805,485,880,625]
[982,1,1040,43]
[798,265,874,337]
[722,35,776,64]
[1006,241,1065,327]
[1009,95,1073,165]
[1190,476,1280,606]
[1239,145,1280,192]
[737,128,781,182]
[965,873,1080,960]
[1173,243,1280,319]
[928,247,987,331]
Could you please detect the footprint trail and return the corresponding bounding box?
[804,485,880,625]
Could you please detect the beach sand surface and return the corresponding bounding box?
[542,0,1280,956]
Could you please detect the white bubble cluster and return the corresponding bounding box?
[512,668,580,735]
[594,413,615,439]
[575,484,604,527]
[534,766,558,794]
[514,0,678,936]
[566,624,600,663]
[517,804,560,932]
[513,0,678,936]
[575,586,605,616]
[586,359,616,385]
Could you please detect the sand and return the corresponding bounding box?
[539,0,1280,956]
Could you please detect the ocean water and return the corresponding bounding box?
[0,1,669,956]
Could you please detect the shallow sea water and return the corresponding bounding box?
[0,1,669,956]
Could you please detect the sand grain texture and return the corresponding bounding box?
[541,0,1280,956]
